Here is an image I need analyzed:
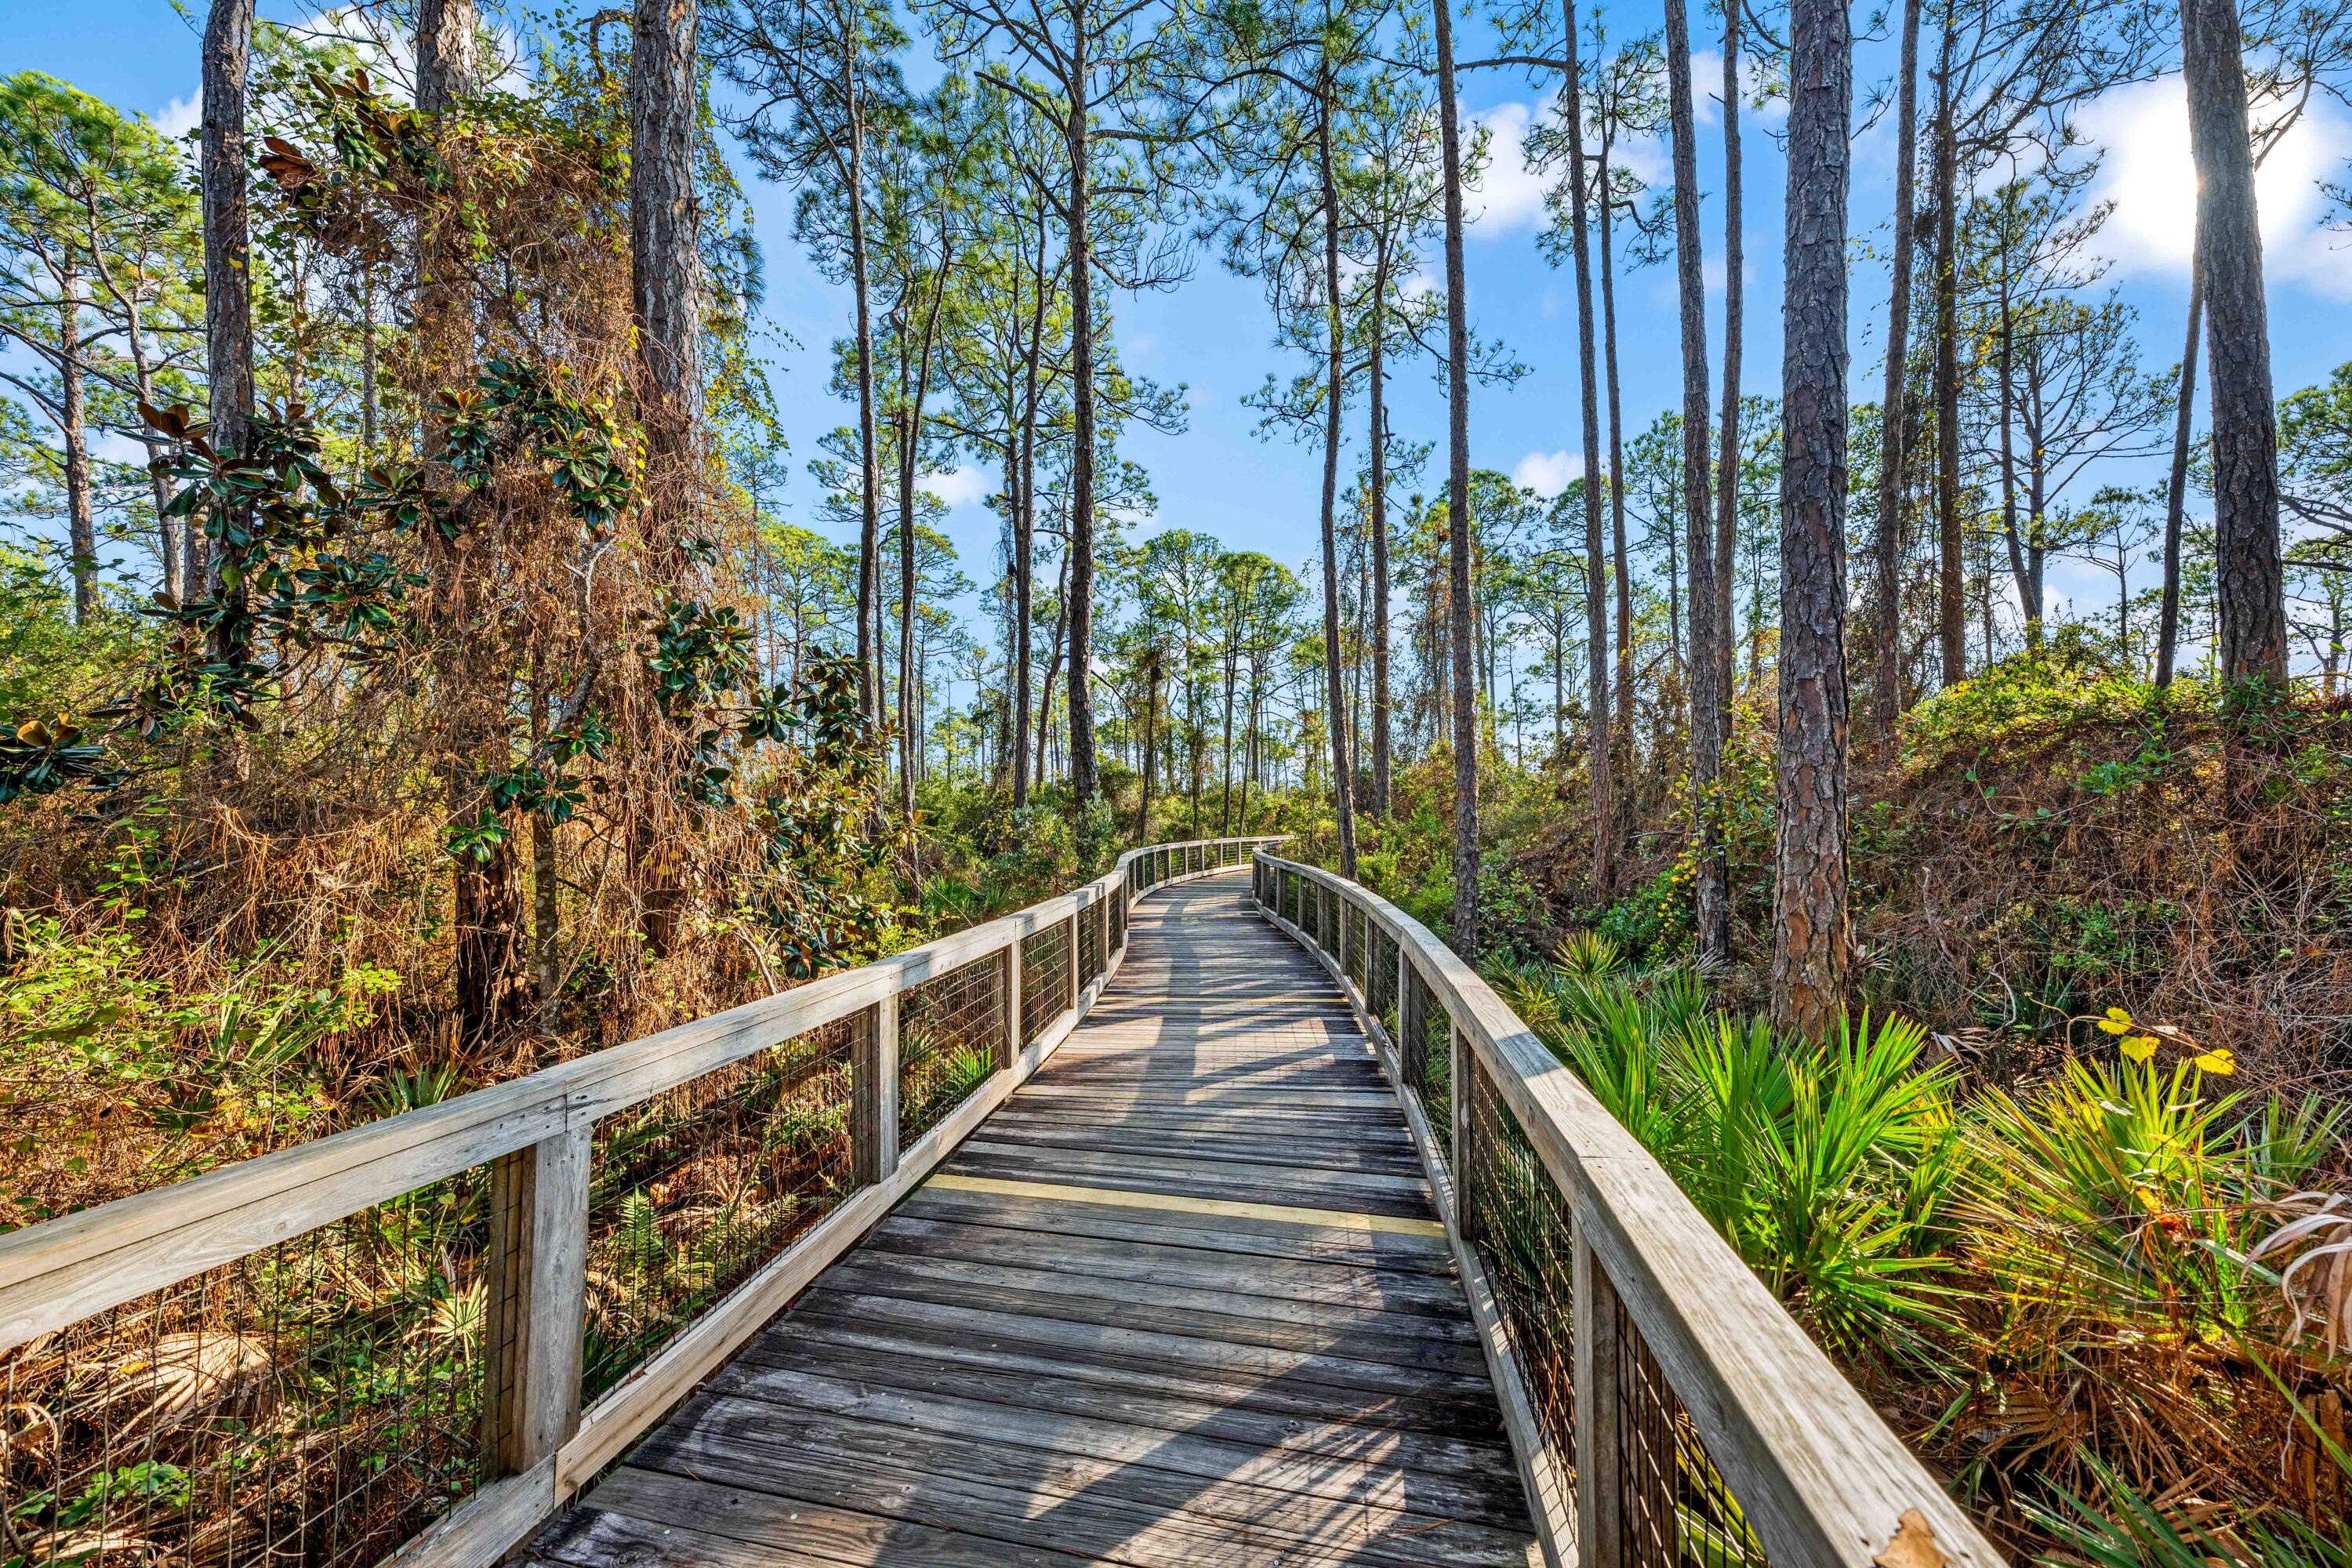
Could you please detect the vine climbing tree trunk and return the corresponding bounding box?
[633,0,702,954]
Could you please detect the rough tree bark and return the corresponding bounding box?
[1433,0,1479,952]
[1664,0,1723,959]
[200,0,254,632]
[633,0,702,953]
[1562,0,1613,895]
[2183,0,2286,690]
[1773,0,1854,1039]
[1872,0,1921,738]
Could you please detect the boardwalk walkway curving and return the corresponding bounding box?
[524,872,1539,1567]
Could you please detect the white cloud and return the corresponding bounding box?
[922,466,990,509]
[1687,48,1786,128]
[2080,78,2352,301]
[1465,100,1554,238]
[1512,449,1584,499]
[152,93,201,140]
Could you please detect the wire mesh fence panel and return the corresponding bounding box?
[1366,924,1399,1044]
[1345,903,1369,989]
[1078,902,1105,992]
[897,953,1009,1149]
[1108,890,1126,955]
[1021,920,1073,1042]
[2,1170,489,1568]
[579,1013,860,1402]
[1462,1056,1577,1475]
[1614,1292,1771,1568]
[1403,968,1455,1172]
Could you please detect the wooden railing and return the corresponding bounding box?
[0,836,1280,1568]
[1250,850,2005,1568]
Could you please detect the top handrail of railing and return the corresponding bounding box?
[1250,849,2003,1568]
[0,833,1284,1354]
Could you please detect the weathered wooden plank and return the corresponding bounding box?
[685,1375,1533,1530]
[786,1288,1506,1404]
[622,1407,1538,1568]
[860,1213,1468,1315]
[711,1340,1523,1487]
[894,1185,1455,1270]
[757,1301,1509,1439]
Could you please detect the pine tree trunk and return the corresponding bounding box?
[1036,546,1069,784]
[844,36,884,725]
[1369,294,1392,820]
[1065,71,1102,812]
[2155,265,2202,688]
[1932,10,1965,687]
[2183,0,2286,689]
[633,0,702,956]
[1316,82,1359,877]
[1563,0,1613,895]
[1773,0,1854,1039]
[1664,0,1723,957]
[200,0,254,637]
[1714,7,1743,735]
[418,0,477,110]
[1433,0,1479,951]
[1872,0,1921,739]
[1600,126,1632,850]
[60,284,96,624]
[1013,220,1047,805]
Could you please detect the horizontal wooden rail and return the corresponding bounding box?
[1250,849,2003,1568]
[0,834,1281,1568]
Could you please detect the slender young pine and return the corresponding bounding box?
[1432,0,1479,953]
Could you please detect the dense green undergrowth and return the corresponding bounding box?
[1490,935,2350,1562]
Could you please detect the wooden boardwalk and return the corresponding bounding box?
[525,872,1539,1567]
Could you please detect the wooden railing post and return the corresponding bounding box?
[1000,933,1023,1068]
[1575,1225,1628,1568]
[1064,912,1080,1013]
[854,992,899,1185]
[1400,949,1426,1091]
[1450,1025,1472,1190]
[480,1124,590,1476]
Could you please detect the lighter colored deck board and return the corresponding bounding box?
[528,873,1537,1567]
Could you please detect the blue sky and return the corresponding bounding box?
[11,1,2352,673]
